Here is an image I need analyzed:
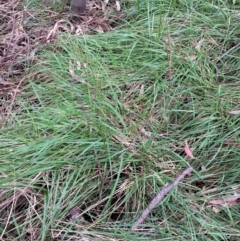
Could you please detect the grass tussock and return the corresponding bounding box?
[1,0,240,240]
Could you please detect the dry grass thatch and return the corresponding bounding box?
[0,0,125,126]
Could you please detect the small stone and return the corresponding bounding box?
[71,0,86,14]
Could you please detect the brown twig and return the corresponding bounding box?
[215,42,240,63]
[132,167,192,231]
[215,42,240,81]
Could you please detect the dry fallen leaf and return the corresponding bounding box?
[116,1,121,11]
[209,195,240,206]
[195,38,205,51]
[69,61,92,88]
[189,55,197,61]
[139,84,144,95]
[96,25,104,33]
[211,206,221,213]
[202,188,217,195]
[77,61,81,70]
[184,141,194,159]
[209,37,217,45]
[184,55,197,61]
[69,63,75,78]
[224,140,240,147]
[229,110,240,115]
[113,135,134,148]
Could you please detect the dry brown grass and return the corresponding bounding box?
[0,0,125,125]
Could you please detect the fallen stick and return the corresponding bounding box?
[132,167,192,231]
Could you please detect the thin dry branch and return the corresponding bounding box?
[216,42,240,63]
[132,167,192,231]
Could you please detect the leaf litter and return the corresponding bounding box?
[0,0,125,124]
